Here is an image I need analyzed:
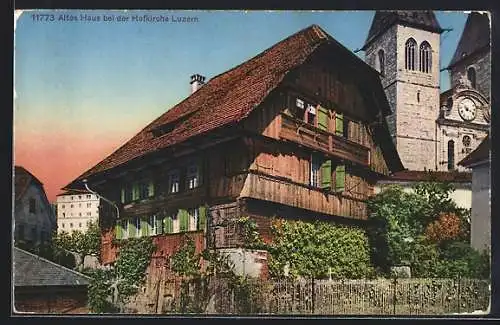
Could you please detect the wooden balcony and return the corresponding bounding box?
[278,113,370,166]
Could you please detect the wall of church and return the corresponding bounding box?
[437,124,488,172]
[450,51,491,100]
[364,26,398,142]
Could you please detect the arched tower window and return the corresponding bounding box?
[467,67,476,88]
[378,49,385,75]
[447,140,455,170]
[405,38,417,71]
[419,41,432,73]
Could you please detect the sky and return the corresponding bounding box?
[13,10,470,202]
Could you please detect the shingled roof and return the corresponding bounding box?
[447,12,490,69]
[65,24,401,189]
[458,135,490,167]
[14,166,43,202]
[13,247,91,287]
[362,11,443,50]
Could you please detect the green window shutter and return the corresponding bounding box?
[179,209,189,232]
[198,206,207,230]
[164,216,173,234]
[115,223,122,239]
[318,106,328,131]
[148,181,155,197]
[132,183,140,201]
[321,159,332,189]
[120,189,125,204]
[141,218,148,236]
[156,217,163,234]
[335,112,344,136]
[335,165,346,192]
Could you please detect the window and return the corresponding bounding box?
[310,154,322,187]
[419,41,432,73]
[417,91,420,103]
[87,203,91,208]
[405,38,417,70]
[188,208,199,231]
[139,180,155,199]
[87,212,91,216]
[378,49,385,75]
[79,212,82,217]
[448,140,455,170]
[70,204,74,208]
[122,219,129,239]
[79,203,82,208]
[79,223,82,228]
[71,196,74,200]
[29,198,36,213]
[70,223,73,228]
[135,217,141,238]
[164,213,176,234]
[17,224,25,240]
[78,195,82,200]
[86,194,91,199]
[62,212,65,218]
[151,215,163,235]
[294,97,306,120]
[62,223,65,228]
[168,170,180,193]
[306,104,316,126]
[343,118,349,138]
[62,204,65,209]
[186,163,200,190]
[467,67,476,88]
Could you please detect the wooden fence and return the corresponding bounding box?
[169,277,490,315]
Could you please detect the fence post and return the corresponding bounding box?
[311,277,315,314]
[392,276,397,315]
[457,275,461,314]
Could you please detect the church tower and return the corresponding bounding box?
[362,11,444,171]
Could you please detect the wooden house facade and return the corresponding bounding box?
[64,25,403,270]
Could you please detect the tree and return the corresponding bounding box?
[53,221,101,271]
[87,237,156,313]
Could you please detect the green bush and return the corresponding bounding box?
[267,219,374,279]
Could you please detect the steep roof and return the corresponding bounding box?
[447,12,490,69]
[382,170,472,183]
[66,24,402,189]
[458,135,490,167]
[14,166,43,202]
[13,247,91,287]
[363,11,443,50]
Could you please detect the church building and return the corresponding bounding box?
[362,11,490,172]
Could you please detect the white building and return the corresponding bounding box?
[56,190,100,233]
[458,136,490,251]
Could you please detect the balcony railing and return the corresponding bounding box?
[279,113,370,166]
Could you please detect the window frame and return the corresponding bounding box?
[405,38,417,71]
[168,169,181,194]
[419,41,432,73]
[186,162,201,190]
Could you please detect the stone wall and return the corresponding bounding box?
[450,50,491,100]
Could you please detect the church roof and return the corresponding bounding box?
[458,135,490,167]
[447,12,490,69]
[362,11,443,50]
[64,24,403,190]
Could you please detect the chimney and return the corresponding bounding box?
[190,74,206,94]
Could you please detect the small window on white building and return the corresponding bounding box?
[62,204,65,209]
[87,203,91,208]
[79,223,82,228]
[78,195,82,200]
[86,194,91,199]
[87,212,91,216]
[70,223,73,228]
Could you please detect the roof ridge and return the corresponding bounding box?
[13,247,92,281]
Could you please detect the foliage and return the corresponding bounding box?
[266,219,374,279]
[53,221,101,260]
[171,236,201,277]
[235,217,266,249]
[87,237,155,313]
[367,182,488,279]
[425,212,464,245]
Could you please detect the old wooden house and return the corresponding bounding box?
[63,25,404,275]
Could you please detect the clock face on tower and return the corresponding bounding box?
[458,97,477,121]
